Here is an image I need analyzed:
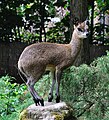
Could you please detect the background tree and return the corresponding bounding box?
[70,0,88,35]
[0,0,35,42]
[70,0,90,65]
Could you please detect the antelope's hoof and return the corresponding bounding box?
[33,98,44,106]
[48,93,53,102]
[56,95,60,103]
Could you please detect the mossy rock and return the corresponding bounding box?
[19,101,77,120]
[19,109,28,120]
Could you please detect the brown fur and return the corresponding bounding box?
[18,21,88,105]
[18,36,82,76]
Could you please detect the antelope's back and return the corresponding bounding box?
[18,42,69,68]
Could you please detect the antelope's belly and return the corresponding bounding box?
[46,64,56,71]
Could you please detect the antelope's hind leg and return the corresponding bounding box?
[26,77,44,106]
[25,67,45,106]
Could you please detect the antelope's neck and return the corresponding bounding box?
[69,33,83,58]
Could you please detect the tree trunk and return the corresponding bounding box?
[70,0,88,23]
[70,0,88,37]
[70,0,90,65]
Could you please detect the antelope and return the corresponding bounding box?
[18,20,89,106]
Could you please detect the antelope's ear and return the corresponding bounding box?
[74,23,81,29]
[73,18,79,26]
[85,17,89,25]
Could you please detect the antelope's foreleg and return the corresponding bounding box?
[55,69,62,103]
[48,71,56,102]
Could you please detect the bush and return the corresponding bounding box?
[61,52,109,120]
[0,75,27,116]
[0,74,51,120]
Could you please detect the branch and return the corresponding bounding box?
[77,101,94,118]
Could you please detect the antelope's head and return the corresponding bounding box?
[73,20,90,39]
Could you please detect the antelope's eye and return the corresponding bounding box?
[87,29,89,31]
[86,21,89,26]
[78,28,83,32]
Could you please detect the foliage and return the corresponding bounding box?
[46,14,70,44]
[0,74,51,120]
[34,74,51,99]
[92,0,109,45]
[61,51,109,120]
[0,75,27,116]
[0,0,29,42]
[0,0,108,44]
[0,0,70,43]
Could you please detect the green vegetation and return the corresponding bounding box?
[0,75,50,120]
[1,52,109,120]
[61,51,109,120]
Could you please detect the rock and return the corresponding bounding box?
[19,101,77,120]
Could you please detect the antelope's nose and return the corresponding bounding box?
[86,33,89,37]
